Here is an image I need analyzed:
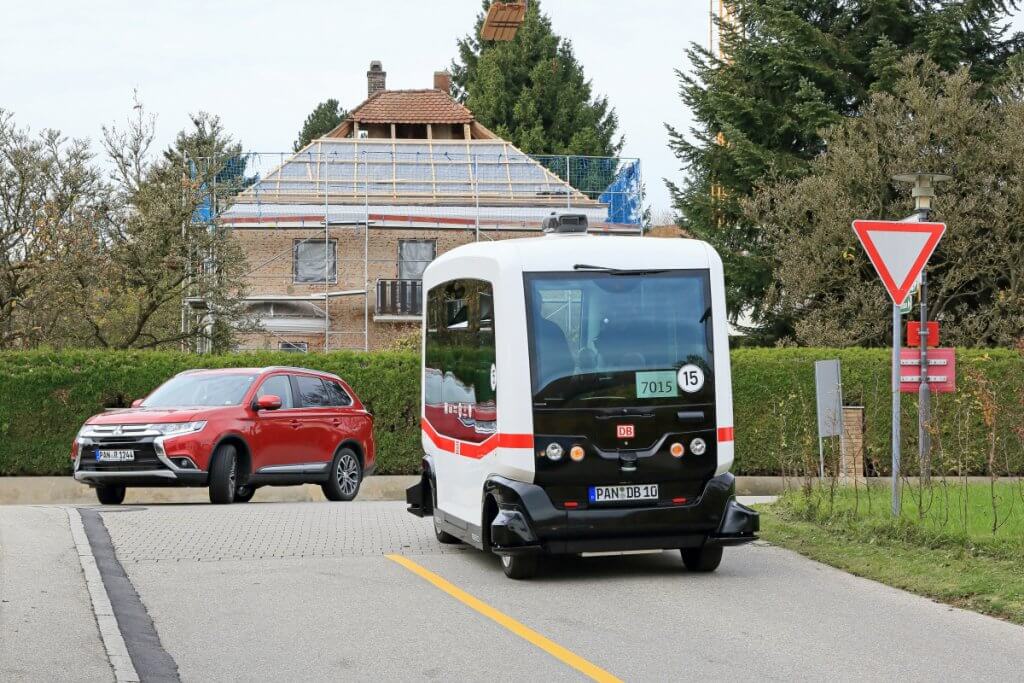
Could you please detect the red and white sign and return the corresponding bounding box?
[907,321,939,347]
[852,220,945,304]
[616,424,635,439]
[899,347,956,394]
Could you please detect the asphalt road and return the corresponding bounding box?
[2,500,1023,682]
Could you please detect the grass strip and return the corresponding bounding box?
[760,501,1024,625]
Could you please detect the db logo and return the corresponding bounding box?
[616,424,635,439]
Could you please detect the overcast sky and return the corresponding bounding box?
[2,1,1023,216]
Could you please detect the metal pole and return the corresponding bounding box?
[364,151,370,352]
[566,155,571,209]
[818,438,825,479]
[324,148,330,352]
[473,156,480,242]
[892,171,949,504]
[918,269,930,484]
[892,303,902,516]
[916,199,932,486]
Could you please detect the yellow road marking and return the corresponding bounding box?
[386,554,622,683]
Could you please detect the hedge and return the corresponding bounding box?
[0,348,1020,477]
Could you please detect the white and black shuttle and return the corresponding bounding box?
[406,214,758,578]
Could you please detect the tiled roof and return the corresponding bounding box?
[349,89,475,124]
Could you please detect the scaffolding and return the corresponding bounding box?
[186,139,643,353]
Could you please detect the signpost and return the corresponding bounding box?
[853,173,949,514]
[814,360,844,479]
[907,321,938,348]
[899,348,956,393]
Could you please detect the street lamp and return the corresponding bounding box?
[892,172,950,486]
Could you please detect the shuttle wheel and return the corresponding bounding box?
[432,485,460,544]
[434,522,460,544]
[681,545,723,572]
[500,553,538,580]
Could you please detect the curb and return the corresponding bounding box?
[3,475,1008,505]
[0,475,419,505]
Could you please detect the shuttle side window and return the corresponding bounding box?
[424,279,498,443]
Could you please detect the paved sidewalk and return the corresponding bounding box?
[0,506,112,682]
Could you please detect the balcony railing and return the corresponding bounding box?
[375,279,423,318]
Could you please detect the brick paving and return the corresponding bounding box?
[99,501,466,563]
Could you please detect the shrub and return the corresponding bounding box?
[0,347,1020,477]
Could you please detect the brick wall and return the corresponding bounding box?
[231,225,530,351]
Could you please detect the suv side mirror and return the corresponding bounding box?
[256,394,282,411]
[131,399,144,408]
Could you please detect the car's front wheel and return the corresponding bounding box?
[322,447,362,501]
[681,544,723,572]
[208,444,238,504]
[95,484,126,505]
[234,485,256,503]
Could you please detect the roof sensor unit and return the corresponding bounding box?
[542,213,589,234]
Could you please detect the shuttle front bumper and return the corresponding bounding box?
[486,472,758,556]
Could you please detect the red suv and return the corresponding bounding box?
[72,366,375,505]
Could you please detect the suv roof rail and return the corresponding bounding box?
[260,365,341,379]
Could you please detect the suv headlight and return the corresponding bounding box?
[151,421,207,436]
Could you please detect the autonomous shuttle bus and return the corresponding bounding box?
[406,214,758,579]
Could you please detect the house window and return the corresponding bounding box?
[294,239,337,284]
[398,240,435,280]
[279,341,308,353]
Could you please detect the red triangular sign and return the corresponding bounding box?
[852,220,946,304]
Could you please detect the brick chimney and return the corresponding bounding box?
[433,70,452,93]
[367,60,386,97]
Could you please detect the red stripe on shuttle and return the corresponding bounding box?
[421,418,533,459]
[717,426,734,442]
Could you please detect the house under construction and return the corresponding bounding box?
[205,62,643,352]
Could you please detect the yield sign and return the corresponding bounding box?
[852,220,945,304]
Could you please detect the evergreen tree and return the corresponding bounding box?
[669,0,1022,339]
[451,0,621,157]
[293,99,346,151]
[750,56,1024,347]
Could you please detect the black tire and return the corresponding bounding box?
[432,480,460,544]
[95,485,126,505]
[500,553,539,580]
[321,447,362,502]
[208,444,238,504]
[681,544,723,572]
[234,485,256,503]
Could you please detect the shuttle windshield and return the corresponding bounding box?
[525,270,712,407]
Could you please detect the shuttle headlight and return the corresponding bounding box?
[545,442,564,461]
[670,442,685,458]
[569,445,585,462]
[689,438,707,456]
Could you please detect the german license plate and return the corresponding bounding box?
[96,449,135,462]
[589,484,659,504]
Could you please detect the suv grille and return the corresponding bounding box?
[77,439,166,472]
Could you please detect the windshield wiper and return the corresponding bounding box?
[573,263,671,276]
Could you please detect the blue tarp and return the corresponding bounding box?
[599,160,642,225]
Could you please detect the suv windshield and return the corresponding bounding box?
[525,270,712,407]
[142,373,257,408]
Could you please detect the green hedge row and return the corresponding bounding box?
[0,348,1020,477]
